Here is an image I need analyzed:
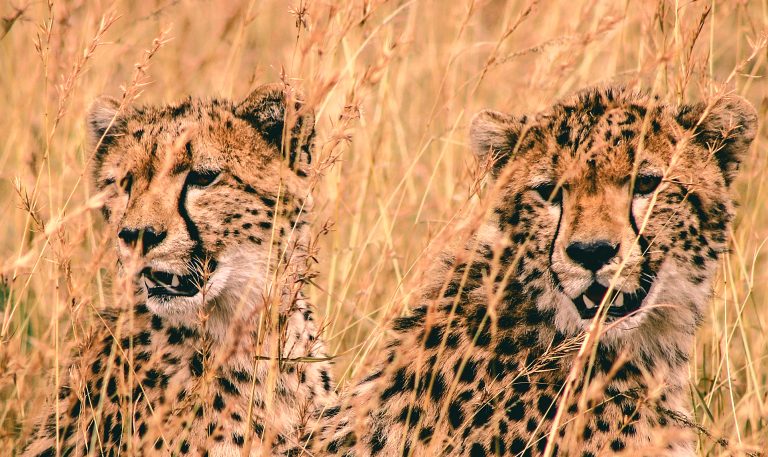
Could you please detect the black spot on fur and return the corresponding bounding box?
[424,325,444,349]
[473,403,494,426]
[510,437,526,454]
[469,442,487,457]
[381,368,410,401]
[393,314,423,332]
[455,359,478,383]
[610,439,626,451]
[233,433,245,447]
[190,352,204,377]
[448,401,465,429]
[538,394,555,419]
[321,370,332,391]
[495,337,518,355]
[213,393,225,411]
[218,377,239,395]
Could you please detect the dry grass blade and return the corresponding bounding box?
[0,1,766,455]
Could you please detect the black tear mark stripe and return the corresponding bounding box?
[628,198,658,292]
[548,199,565,291]
[177,181,206,262]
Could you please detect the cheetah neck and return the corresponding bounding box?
[433,238,696,402]
[473,221,699,391]
[176,214,316,336]
[520,290,694,393]
[158,232,314,346]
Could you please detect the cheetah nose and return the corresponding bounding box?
[565,240,619,272]
[118,226,167,255]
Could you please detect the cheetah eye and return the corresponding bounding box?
[532,182,563,205]
[186,169,221,188]
[633,174,662,196]
[118,173,133,195]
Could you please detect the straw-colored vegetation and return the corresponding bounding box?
[0,0,766,455]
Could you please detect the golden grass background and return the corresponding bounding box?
[0,0,766,454]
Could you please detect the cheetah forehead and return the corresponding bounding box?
[472,84,757,189]
[527,87,681,172]
[93,98,268,180]
[88,83,316,191]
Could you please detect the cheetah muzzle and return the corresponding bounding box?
[571,280,648,319]
[140,262,216,299]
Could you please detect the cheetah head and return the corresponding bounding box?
[471,86,756,342]
[89,83,314,321]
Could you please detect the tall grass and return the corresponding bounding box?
[0,0,766,454]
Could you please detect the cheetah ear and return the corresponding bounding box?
[470,109,526,176]
[87,96,122,154]
[676,95,757,186]
[236,83,315,172]
[87,96,128,204]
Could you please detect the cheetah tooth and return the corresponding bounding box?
[583,294,596,309]
[171,274,180,287]
[614,293,624,307]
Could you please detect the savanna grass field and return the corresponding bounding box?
[1,0,768,455]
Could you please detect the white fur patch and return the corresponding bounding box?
[146,246,271,333]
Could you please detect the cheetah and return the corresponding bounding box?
[312,85,757,456]
[22,83,336,456]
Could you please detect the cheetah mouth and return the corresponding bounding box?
[140,261,217,298]
[571,282,644,320]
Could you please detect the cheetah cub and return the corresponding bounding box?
[23,84,335,456]
[316,86,756,456]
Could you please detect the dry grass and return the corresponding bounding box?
[0,0,766,455]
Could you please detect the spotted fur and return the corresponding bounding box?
[23,83,335,457]
[311,85,757,456]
